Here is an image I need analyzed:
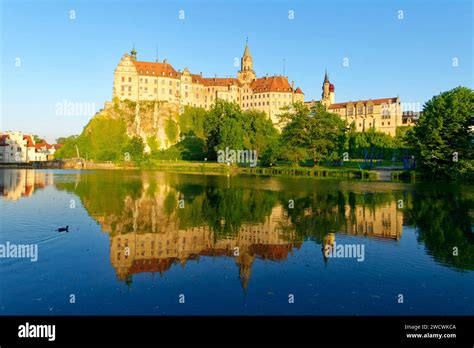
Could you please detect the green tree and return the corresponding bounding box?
[179,106,207,139]
[280,102,346,166]
[407,87,474,180]
[123,136,145,163]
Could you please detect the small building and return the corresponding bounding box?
[0,131,58,164]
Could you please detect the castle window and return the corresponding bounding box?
[145,79,148,83]
[368,106,373,113]
[267,101,269,105]
[140,78,143,82]
[121,77,124,82]
[382,122,384,126]
[267,94,270,98]
[169,81,172,85]
[146,70,149,74]
[348,108,353,116]
[357,106,363,114]
[129,77,132,82]
[121,86,124,91]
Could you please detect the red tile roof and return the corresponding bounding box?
[0,134,10,146]
[133,60,180,78]
[23,135,34,147]
[132,60,303,94]
[250,76,293,93]
[35,142,53,150]
[328,97,398,109]
[201,77,241,87]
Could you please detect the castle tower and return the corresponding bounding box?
[237,39,256,84]
[321,70,335,107]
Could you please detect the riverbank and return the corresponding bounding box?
[3,159,378,179]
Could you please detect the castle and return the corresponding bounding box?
[113,41,305,128]
[113,41,407,136]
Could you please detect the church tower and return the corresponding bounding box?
[321,70,335,107]
[237,39,256,84]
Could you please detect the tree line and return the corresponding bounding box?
[55,86,473,180]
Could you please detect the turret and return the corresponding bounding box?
[130,45,137,61]
[321,70,335,107]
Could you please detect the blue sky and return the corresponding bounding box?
[1,0,472,142]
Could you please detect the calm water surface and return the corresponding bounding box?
[0,169,473,315]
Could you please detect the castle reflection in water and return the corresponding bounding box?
[1,169,406,288]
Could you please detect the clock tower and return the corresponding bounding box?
[237,39,256,84]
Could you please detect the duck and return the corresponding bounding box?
[57,226,69,232]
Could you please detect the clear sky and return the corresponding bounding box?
[1,0,472,142]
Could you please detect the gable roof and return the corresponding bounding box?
[133,61,180,78]
[250,76,293,93]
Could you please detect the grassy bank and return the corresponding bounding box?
[134,160,375,179]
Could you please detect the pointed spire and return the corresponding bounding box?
[243,37,251,57]
[324,69,329,83]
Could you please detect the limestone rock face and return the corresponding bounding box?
[104,99,180,151]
